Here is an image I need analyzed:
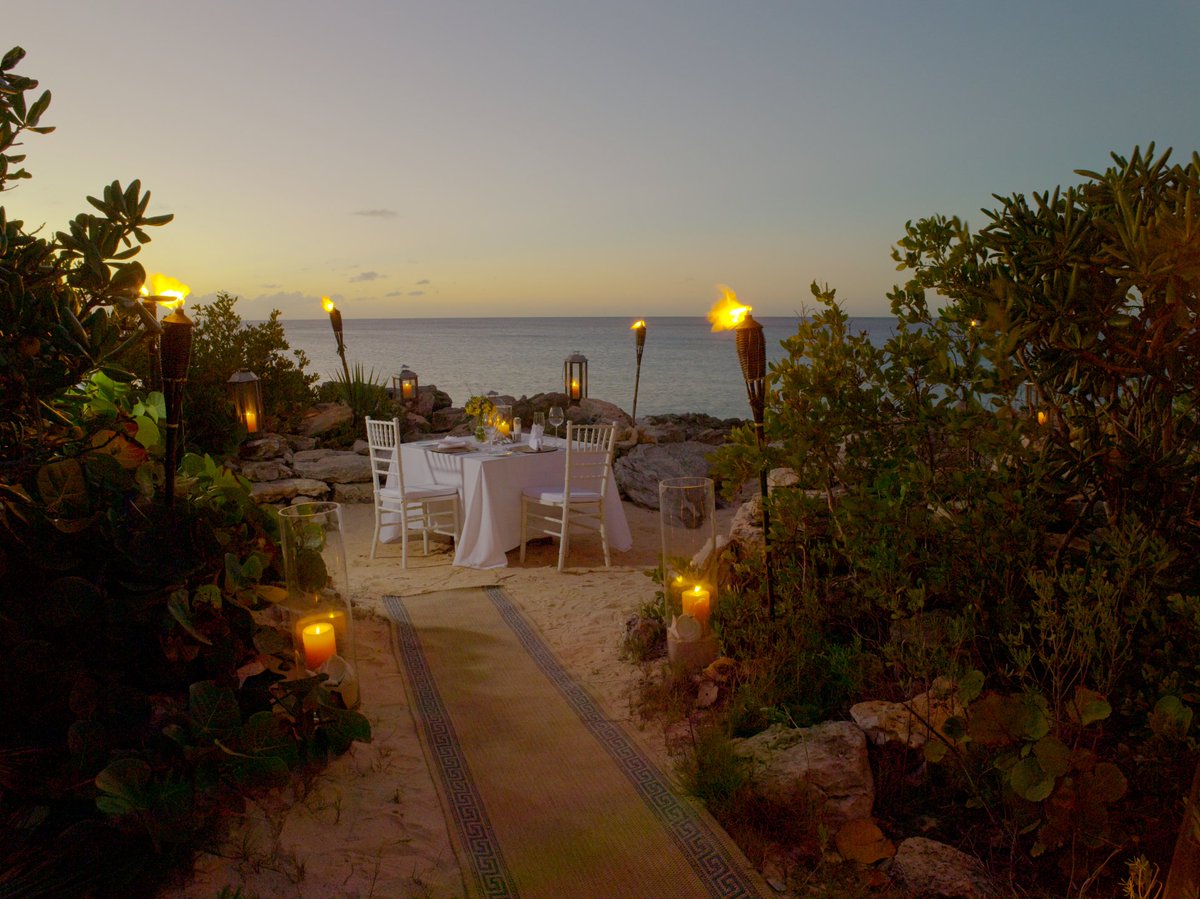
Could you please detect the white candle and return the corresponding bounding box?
[302,622,337,670]
[681,585,711,630]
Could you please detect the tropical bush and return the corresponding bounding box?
[708,146,1200,895]
[0,48,368,897]
[181,290,319,453]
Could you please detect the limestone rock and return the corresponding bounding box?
[637,421,687,444]
[285,434,318,452]
[238,460,293,483]
[613,442,716,509]
[250,478,331,503]
[572,397,632,428]
[732,721,874,827]
[432,407,467,432]
[332,482,375,504]
[887,837,997,897]
[292,449,372,484]
[239,434,292,462]
[297,402,353,437]
[850,678,963,750]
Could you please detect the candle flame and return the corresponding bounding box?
[322,296,336,314]
[144,273,190,309]
[1037,410,1048,426]
[689,585,705,595]
[631,319,646,330]
[708,285,750,332]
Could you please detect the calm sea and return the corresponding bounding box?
[279,316,897,421]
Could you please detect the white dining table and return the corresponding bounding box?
[382,438,633,569]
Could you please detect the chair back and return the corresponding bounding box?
[563,422,616,503]
[365,416,404,497]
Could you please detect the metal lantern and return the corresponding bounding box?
[564,351,588,405]
[227,369,264,434]
[394,366,419,406]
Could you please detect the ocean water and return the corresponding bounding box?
[279,316,898,421]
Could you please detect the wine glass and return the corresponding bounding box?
[548,405,565,440]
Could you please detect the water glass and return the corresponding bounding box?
[513,416,523,442]
[548,405,565,439]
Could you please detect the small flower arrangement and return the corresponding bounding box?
[463,395,495,420]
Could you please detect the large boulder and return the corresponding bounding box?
[297,403,353,437]
[239,433,292,462]
[886,837,997,897]
[732,721,874,828]
[570,397,632,428]
[291,449,372,484]
[332,483,376,504]
[849,678,964,750]
[238,460,294,483]
[613,442,716,509]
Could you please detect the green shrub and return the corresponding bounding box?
[182,291,318,452]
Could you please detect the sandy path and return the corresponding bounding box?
[177,500,715,898]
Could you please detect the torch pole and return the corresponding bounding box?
[159,304,193,512]
[631,323,646,424]
[735,314,775,620]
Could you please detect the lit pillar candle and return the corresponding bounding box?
[570,378,581,399]
[302,622,337,670]
[243,408,259,433]
[402,381,414,400]
[681,585,711,630]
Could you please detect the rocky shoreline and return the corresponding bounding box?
[233,388,747,510]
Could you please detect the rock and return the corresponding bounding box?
[732,721,874,827]
[239,434,292,462]
[637,421,687,444]
[695,678,719,708]
[613,442,717,509]
[571,397,632,428]
[727,495,764,552]
[849,678,963,750]
[238,460,293,482]
[285,434,318,452]
[291,449,372,484]
[887,837,997,897]
[351,439,369,455]
[250,478,331,503]
[332,483,375,504]
[834,818,895,864]
[297,402,353,437]
[432,407,467,432]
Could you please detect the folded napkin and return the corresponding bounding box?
[529,424,544,450]
[437,436,466,449]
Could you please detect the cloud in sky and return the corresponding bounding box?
[408,290,425,297]
[385,290,404,297]
[416,279,431,285]
[353,209,398,218]
[349,271,383,283]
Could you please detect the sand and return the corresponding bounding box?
[177,499,727,898]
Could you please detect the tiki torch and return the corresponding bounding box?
[630,319,646,423]
[708,286,775,618]
[146,273,192,511]
[322,296,353,386]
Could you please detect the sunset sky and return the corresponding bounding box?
[7,1,1199,319]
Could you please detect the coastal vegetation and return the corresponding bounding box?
[706,145,1200,895]
[0,48,368,896]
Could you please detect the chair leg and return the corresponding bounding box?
[519,496,529,562]
[370,508,381,560]
[422,504,431,556]
[401,506,409,569]
[556,505,569,572]
[600,507,610,568]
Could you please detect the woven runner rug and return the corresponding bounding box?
[384,586,767,899]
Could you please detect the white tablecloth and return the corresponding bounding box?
[382,439,632,569]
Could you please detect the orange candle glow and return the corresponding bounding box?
[243,408,259,433]
[302,622,337,670]
[681,585,711,630]
[570,378,581,399]
[402,381,414,400]
[1037,410,1048,426]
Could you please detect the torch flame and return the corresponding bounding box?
[631,319,645,330]
[707,285,750,332]
[144,273,190,309]
[322,296,336,314]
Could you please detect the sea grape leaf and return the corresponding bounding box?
[95,758,151,815]
[167,589,212,645]
[1009,756,1056,802]
[1032,735,1071,779]
[1148,694,1193,740]
[38,576,102,629]
[295,548,328,592]
[36,458,88,517]
[68,720,108,775]
[956,670,985,704]
[188,680,240,741]
[1068,686,1111,727]
[242,711,299,766]
[254,584,289,605]
[1088,762,1127,803]
[320,706,372,755]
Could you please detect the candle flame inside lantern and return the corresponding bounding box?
[707,285,750,332]
[322,296,337,314]
[143,273,191,310]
